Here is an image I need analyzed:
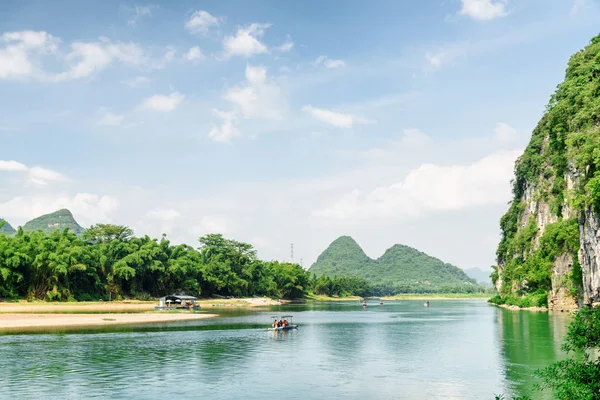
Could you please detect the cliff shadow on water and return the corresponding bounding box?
[496,308,571,398]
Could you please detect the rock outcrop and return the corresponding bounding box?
[494,34,600,310]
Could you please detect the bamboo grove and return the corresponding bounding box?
[0,223,314,301]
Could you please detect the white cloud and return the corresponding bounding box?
[223,23,270,57]
[0,160,67,186]
[127,5,156,27]
[302,105,372,128]
[27,167,69,186]
[152,47,175,69]
[53,39,145,82]
[0,31,175,82]
[315,149,521,220]
[139,92,184,112]
[147,208,181,221]
[0,31,59,80]
[276,39,294,52]
[401,128,432,147]
[185,10,221,35]
[98,112,124,126]
[0,193,118,227]
[224,65,285,120]
[208,109,240,143]
[313,55,346,69]
[184,46,203,62]
[460,0,508,21]
[492,122,518,147]
[122,75,151,87]
[425,52,444,69]
[0,160,28,172]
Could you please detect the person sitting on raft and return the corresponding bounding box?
[283,319,288,326]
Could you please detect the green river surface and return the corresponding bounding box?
[0,300,571,399]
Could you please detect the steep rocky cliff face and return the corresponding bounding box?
[494,34,600,310]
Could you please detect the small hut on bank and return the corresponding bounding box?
[155,294,200,310]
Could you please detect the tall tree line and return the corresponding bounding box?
[0,225,309,301]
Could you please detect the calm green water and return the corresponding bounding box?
[0,300,570,399]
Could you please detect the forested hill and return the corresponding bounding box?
[309,236,476,290]
[22,209,84,236]
[0,219,16,235]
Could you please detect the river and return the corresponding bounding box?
[0,300,570,399]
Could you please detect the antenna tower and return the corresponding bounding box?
[290,243,294,263]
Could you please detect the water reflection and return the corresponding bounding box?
[496,309,571,398]
[0,300,571,399]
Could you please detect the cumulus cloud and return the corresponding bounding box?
[122,75,151,87]
[223,23,270,57]
[53,38,145,82]
[224,65,285,120]
[184,46,203,62]
[425,52,444,69]
[313,55,346,69]
[185,10,221,35]
[139,92,184,112]
[401,128,432,147]
[315,149,521,219]
[27,167,69,186]
[0,160,68,186]
[98,112,124,126]
[0,160,28,172]
[126,4,156,27]
[276,39,294,52]
[460,0,508,21]
[0,31,59,80]
[208,109,240,143]
[302,105,372,128]
[0,30,171,82]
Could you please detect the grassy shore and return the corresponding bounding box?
[381,293,492,300]
[304,294,363,302]
[303,293,492,302]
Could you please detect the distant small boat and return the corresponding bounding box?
[268,315,298,331]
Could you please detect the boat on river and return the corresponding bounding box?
[268,315,298,331]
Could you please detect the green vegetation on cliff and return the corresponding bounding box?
[23,209,84,236]
[495,34,600,306]
[0,218,16,235]
[310,236,477,294]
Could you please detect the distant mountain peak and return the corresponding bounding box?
[310,236,476,288]
[22,209,84,235]
[0,218,16,236]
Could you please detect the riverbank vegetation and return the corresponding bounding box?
[0,223,488,302]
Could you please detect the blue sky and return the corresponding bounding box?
[1,0,599,271]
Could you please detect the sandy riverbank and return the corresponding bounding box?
[0,297,285,314]
[0,298,287,330]
[0,312,217,329]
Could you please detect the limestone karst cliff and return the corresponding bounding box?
[494,34,600,310]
